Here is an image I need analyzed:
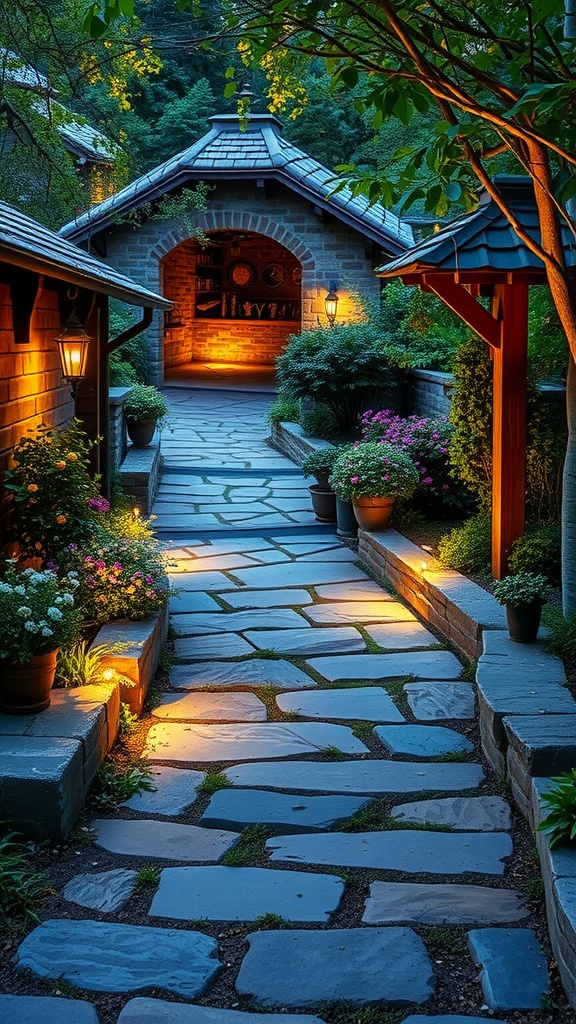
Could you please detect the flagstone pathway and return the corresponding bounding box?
[11,385,553,1023]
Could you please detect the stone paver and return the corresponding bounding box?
[200,789,370,832]
[233,563,367,588]
[170,660,316,691]
[92,819,239,861]
[314,581,394,600]
[172,609,307,635]
[226,759,484,793]
[149,866,344,922]
[152,692,267,722]
[363,882,528,924]
[405,682,476,720]
[304,601,415,624]
[221,589,314,609]
[307,650,462,681]
[244,627,365,656]
[235,928,435,1008]
[267,831,512,874]
[391,796,511,831]
[276,686,405,722]
[143,722,369,762]
[402,1018,508,1024]
[0,996,99,1023]
[365,622,439,649]
[123,766,205,815]
[467,928,550,1009]
[174,634,255,660]
[62,869,137,912]
[374,725,473,757]
[17,920,221,997]
[117,1001,328,1023]
[170,592,221,613]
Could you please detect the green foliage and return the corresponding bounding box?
[301,446,340,478]
[375,281,467,371]
[109,357,139,387]
[118,702,139,735]
[299,405,340,439]
[0,564,82,664]
[437,514,491,575]
[91,759,155,809]
[329,441,419,501]
[267,395,300,424]
[55,639,134,689]
[276,323,394,434]
[144,79,216,166]
[509,523,561,586]
[0,831,48,924]
[195,771,231,795]
[136,865,161,889]
[537,771,576,848]
[542,608,576,659]
[221,825,268,866]
[448,336,493,512]
[528,286,568,382]
[492,572,552,606]
[124,385,169,426]
[252,912,292,930]
[109,303,149,385]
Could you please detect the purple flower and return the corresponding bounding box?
[87,496,110,513]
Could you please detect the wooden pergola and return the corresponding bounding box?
[377,176,571,579]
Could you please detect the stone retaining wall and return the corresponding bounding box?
[94,601,169,715]
[409,369,454,417]
[119,440,163,514]
[108,387,130,470]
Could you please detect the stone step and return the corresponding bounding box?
[304,601,415,624]
[401,1017,509,1024]
[306,650,463,682]
[405,682,476,721]
[365,622,438,650]
[266,830,512,875]
[143,722,369,763]
[92,818,239,861]
[122,766,205,816]
[232,563,368,588]
[63,869,137,912]
[235,927,435,1008]
[0,995,99,1023]
[174,634,255,660]
[243,627,366,656]
[276,686,405,723]
[374,725,474,758]
[17,920,221,998]
[152,692,267,722]
[220,589,314,609]
[467,928,550,1010]
[171,609,307,635]
[200,789,370,832]
[226,759,484,794]
[117,1001,328,1024]
[390,795,511,831]
[149,866,344,923]
[363,881,528,925]
[170,660,316,691]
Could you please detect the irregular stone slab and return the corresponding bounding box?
[152,692,267,722]
[233,563,367,588]
[170,660,316,691]
[171,571,236,592]
[235,927,435,1008]
[374,725,473,758]
[363,882,528,925]
[405,683,476,720]
[227,759,484,794]
[143,722,369,762]
[174,634,255,660]
[365,622,438,650]
[315,582,394,601]
[172,609,307,636]
[169,592,221,613]
[402,1018,507,1024]
[391,796,511,832]
[277,687,405,723]
[0,995,99,1023]
[200,789,370,833]
[17,919,220,998]
[62,869,137,912]
[149,866,344,923]
[467,928,550,1009]
[244,627,365,656]
[307,650,462,681]
[123,766,205,816]
[305,601,415,624]
[221,589,314,609]
[93,819,238,862]
[267,831,512,874]
[117,1000,327,1024]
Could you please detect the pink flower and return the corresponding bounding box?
[350,475,359,484]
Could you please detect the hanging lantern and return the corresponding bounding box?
[325,285,339,327]
[53,293,91,398]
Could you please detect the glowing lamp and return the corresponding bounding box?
[325,285,339,327]
[53,312,91,398]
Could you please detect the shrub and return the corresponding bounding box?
[276,323,394,434]
[299,405,340,439]
[124,385,168,426]
[109,356,138,387]
[508,523,561,586]
[267,394,299,424]
[448,336,493,511]
[542,608,576,660]
[437,514,491,574]
[492,572,552,605]
[329,441,419,501]
[301,447,340,479]
[537,770,576,848]
[0,831,48,923]
[377,281,466,371]
[55,640,133,688]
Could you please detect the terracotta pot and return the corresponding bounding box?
[352,496,395,531]
[506,600,543,643]
[336,497,358,537]
[308,484,336,522]
[0,649,58,714]
[127,419,156,446]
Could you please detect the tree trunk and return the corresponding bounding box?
[562,354,576,615]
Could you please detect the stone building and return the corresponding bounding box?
[60,114,413,384]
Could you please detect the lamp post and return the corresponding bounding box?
[53,292,91,399]
[325,284,339,327]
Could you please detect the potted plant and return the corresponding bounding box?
[493,571,552,643]
[0,563,82,714]
[124,385,169,447]
[302,447,339,522]
[329,440,419,530]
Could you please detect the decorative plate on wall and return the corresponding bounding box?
[227,261,256,287]
[291,267,303,285]
[262,262,287,287]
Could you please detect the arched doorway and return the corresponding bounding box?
[161,230,302,374]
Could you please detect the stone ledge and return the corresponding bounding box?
[119,441,163,514]
[0,681,119,842]
[268,420,332,466]
[93,602,169,715]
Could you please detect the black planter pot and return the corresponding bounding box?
[308,484,336,523]
[336,497,358,537]
[127,418,156,446]
[505,600,543,643]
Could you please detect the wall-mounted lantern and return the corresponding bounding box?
[325,283,339,327]
[53,288,91,398]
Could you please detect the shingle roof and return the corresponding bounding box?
[60,114,414,253]
[0,201,170,308]
[376,177,575,278]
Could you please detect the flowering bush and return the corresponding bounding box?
[0,563,82,663]
[360,409,463,513]
[493,572,552,606]
[4,420,104,559]
[329,441,419,501]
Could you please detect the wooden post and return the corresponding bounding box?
[491,283,529,578]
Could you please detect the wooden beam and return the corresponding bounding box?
[491,282,529,578]
[422,275,501,348]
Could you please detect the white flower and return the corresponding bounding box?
[24,621,39,632]
[41,626,53,637]
[60,593,75,605]
[17,606,32,617]
[14,585,26,596]
[47,607,63,620]
[0,582,13,594]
